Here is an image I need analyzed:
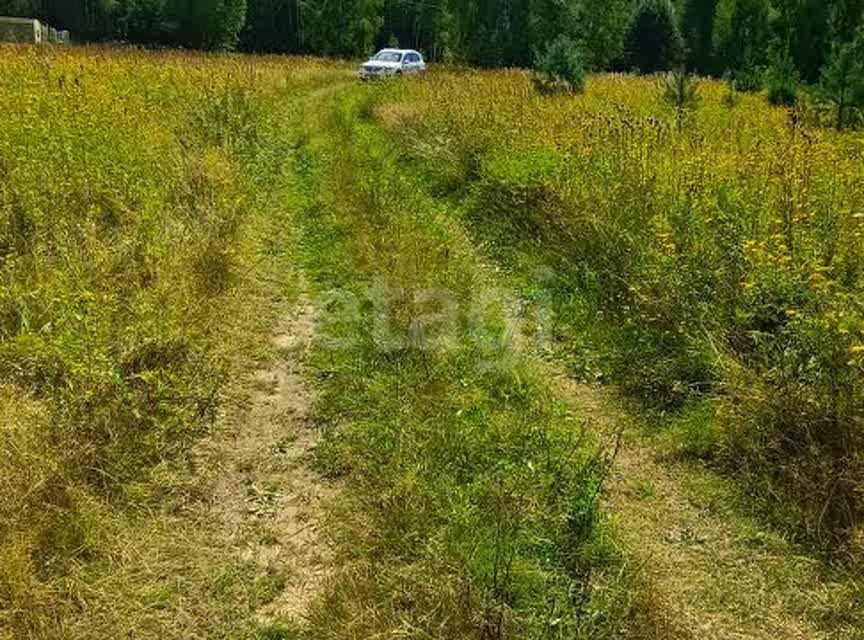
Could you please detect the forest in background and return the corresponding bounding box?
[1,0,863,84]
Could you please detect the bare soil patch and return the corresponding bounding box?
[200,295,336,625]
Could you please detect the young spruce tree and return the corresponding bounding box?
[820,27,864,130]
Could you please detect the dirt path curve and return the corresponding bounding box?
[554,377,856,640]
[199,293,336,626]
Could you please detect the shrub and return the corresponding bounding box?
[734,64,766,92]
[766,51,799,106]
[531,35,585,95]
[721,294,864,545]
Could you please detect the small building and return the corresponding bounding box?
[0,17,42,44]
[0,17,70,44]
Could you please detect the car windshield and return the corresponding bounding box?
[373,51,402,62]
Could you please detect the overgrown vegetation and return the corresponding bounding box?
[0,45,342,637]
[4,0,864,100]
[3,36,864,638]
[293,86,637,640]
[0,45,648,639]
[380,70,864,555]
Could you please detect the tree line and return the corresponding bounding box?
[1,0,863,83]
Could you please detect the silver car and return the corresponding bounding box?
[359,49,426,80]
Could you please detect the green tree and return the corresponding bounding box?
[681,0,718,73]
[795,0,832,82]
[14,0,119,37]
[662,67,701,129]
[765,48,799,106]
[532,33,585,93]
[379,0,441,58]
[170,0,247,49]
[115,0,169,42]
[241,0,303,53]
[625,0,683,73]
[0,0,30,14]
[527,0,578,47]
[575,0,634,70]
[713,0,771,73]
[773,0,832,84]
[829,0,864,44]
[304,0,384,57]
[820,27,864,129]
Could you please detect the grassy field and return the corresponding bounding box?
[1,45,863,639]
[0,45,345,637]
[370,71,864,553]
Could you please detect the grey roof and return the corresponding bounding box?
[0,17,40,24]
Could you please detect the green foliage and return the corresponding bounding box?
[625,0,684,73]
[303,0,384,57]
[820,27,864,129]
[662,67,701,127]
[734,63,767,92]
[786,0,832,82]
[241,0,303,52]
[531,34,586,95]
[526,0,581,52]
[829,0,864,44]
[116,0,170,41]
[0,0,249,49]
[766,50,800,106]
[574,0,635,70]
[5,0,864,86]
[295,88,634,639]
[682,0,719,73]
[171,0,248,50]
[713,0,772,74]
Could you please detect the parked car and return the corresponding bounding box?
[359,49,426,80]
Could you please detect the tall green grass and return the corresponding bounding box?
[0,46,340,636]
[375,72,864,554]
[293,86,639,639]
